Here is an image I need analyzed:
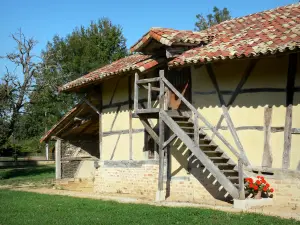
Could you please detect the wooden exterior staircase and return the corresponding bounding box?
[134,70,250,200]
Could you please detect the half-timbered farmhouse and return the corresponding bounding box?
[41,4,300,206]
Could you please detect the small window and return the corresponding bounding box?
[144,130,158,159]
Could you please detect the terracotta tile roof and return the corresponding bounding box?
[130,27,212,53]
[169,3,300,67]
[59,54,164,92]
[40,104,83,143]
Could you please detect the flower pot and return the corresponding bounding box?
[254,190,262,199]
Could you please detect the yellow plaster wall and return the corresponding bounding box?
[190,53,300,170]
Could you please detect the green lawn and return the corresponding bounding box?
[0,190,299,225]
[0,165,55,186]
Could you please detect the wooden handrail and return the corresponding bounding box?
[161,76,249,166]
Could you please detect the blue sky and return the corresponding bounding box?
[0,0,296,74]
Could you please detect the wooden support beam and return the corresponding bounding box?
[283,53,297,169]
[134,72,139,111]
[128,76,133,160]
[212,60,258,137]
[157,69,165,201]
[238,158,245,200]
[110,134,121,160]
[136,77,160,84]
[262,106,273,168]
[98,84,103,160]
[148,83,152,109]
[55,138,62,179]
[84,98,101,115]
[206,64,250,166]
[193,112,199,147]
[163,133,176,149]
[141,85,160,92]
[45,142,49,160]
[140,118,159,145]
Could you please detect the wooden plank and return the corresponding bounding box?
[110,134,121,160]
[140,118,159,145]
[283,53,297,169]
[148,83,152,109]
[163,133,176,149]
[193,112,199,147]
[134,72,139,111]
[162,76,248,166]
[141,85,160,92]
[110,105,121,131]
[262,106,273,168]
[238,158,245,200]
[55,139,62,179]
[158,69,165,194]
[206,64,250,166]
[160,110,239,199]
[84,98,101,115]
[128,76,133,160]
[213,60,258,137]
[109,77,121,105]
[136,77,160,84]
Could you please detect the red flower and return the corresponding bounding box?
[249,183,254,189]
[254,185,258,191]
[261,179,266,184]
[248,178,253,183]
[263,186,268,192]
[270,188,274,193]
[260,176,264,180]
[256,180,261,185]
[257,176,260,179]
[266,183,270,188]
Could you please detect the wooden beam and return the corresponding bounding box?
[157,69,165,201]
[166,47,186,58]
[136,77,160,84]
[55,138,62,179]
[163,133,176,149]
[84,98,101,115]
[110,134,121,160]
[98,84,103,160]
[109,77,121,105]
[206,64,250,166]
[283,53,297,169]
[238,158,245,200]
[212,60,258,137]
[162,76,248,166]
[45,142,49,160]
[128,76,133,160]
[160,110,239,199]
[148,83,152,109]
[141,85,160,92]
[262,106,273,168]
[134,72,139,111]
[140,118,159,145]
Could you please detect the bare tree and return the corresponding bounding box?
[0,29,40,144]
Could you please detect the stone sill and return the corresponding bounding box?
[234,198,273,210]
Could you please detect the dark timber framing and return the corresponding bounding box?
[98,84,103,159]
[283,53,297,169]
[128,75,133,160]
[206,64,250,166]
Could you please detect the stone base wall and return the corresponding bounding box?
[94,160,300,207]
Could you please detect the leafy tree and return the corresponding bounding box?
[0,30,41,150]
[195,6,231,31]
[12,18,127,153]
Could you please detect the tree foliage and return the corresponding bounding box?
[0,18,127,154]
[195,6,231,31]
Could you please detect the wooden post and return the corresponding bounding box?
[45,142,49,160]
[55,138,62,179]
[128,76,133,160]
[283,53,297,169]
[148,83,152,109]
[262,106,273,168]
[99,84,103,160]
[238,158,245,200]
[193,112,199,147]
[157,69,165,201]
[134,72,139,111]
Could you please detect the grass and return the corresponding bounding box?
[0,190,299,225]
[0,165,55,186]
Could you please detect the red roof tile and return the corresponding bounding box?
[59,54,164,92]
[130,28,212,53]
[169,3,300,67]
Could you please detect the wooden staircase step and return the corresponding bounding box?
[202,150,223,157]
[227,176,239,181]
[221,170,239,176]
[208,157,229,163]
[214,163,236,170]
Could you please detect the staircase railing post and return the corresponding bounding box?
[238,158,245,200]
[156,69,166,201]
[193,112,199,147]
[134,72,139,111]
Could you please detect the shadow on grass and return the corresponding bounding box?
[0,166,55,180]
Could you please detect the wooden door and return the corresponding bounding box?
[167,67,192,110]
